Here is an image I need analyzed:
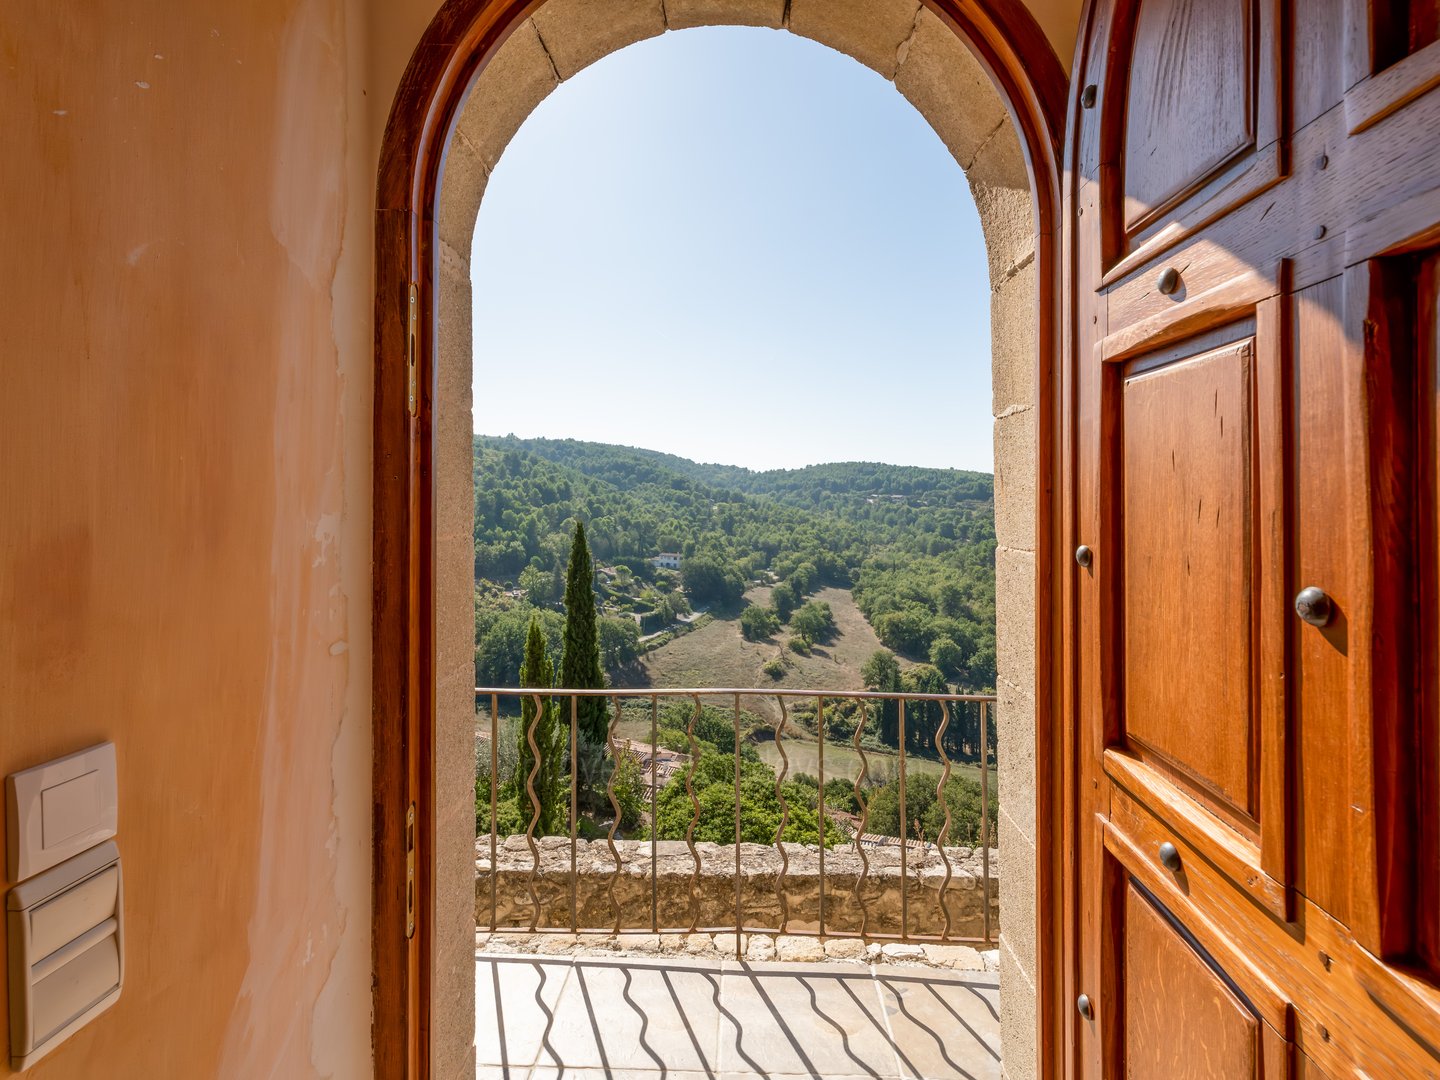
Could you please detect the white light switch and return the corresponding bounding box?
[7,841,124,1070]
[6,744,117,883]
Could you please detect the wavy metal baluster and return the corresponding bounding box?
[650,694,659,934]
[733,693,742,958]
[899,697,908,941]
[685,694,702,932]
[980,699,992,946]
[489,693,499,931]
[851,696,872,939]
[524,691,544,932]
[817,695,826,938]
[934,699,955,940]
[606,694,622,934]
[773,695,791,934]
[570,693,579,934]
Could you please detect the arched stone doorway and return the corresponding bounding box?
[373,2,1066,1076]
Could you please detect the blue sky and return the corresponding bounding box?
[471,27,993,473]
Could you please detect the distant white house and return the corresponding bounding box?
[651,552,682,571]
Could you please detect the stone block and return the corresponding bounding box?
[921,944,986,970]
[453,19,559,170]
[966,115,1028,189]
[895,7,1006,166]
[822,938,868,961]
[999,935,1039,1080]
[997,810,1037,986]
[713,933,748,956]
[747,934,777,961]
[666,0,785,29]
[993,408,1037,552]
[775,934,826,962]
[437,133,489,258]
[995,674,1036,843]
[990,264,1038,418]
[971,180,1035,293]
[532,0,666,80]
[787,0,920,79]
[995,545,1036,714]
[436,262,474,546]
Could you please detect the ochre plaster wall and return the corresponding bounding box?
[0,1,374,1075]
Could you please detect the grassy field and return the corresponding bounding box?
[615,584,989,788]
[627,585,906,719]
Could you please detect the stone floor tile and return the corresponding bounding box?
[539,957,724,1074]
[717,964,899,1078]
[477,954,998,1080]
[475,956,574,1071]
[875,969,1002,1080]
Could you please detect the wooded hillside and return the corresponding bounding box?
[473,435,997,694]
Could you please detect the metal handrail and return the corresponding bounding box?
[474,686,999,955]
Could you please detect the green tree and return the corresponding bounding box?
[561,522,608,744]
[519,563,550,605]
[900,663,949,753]
[598,616,641,674]
[929,636,967,678]
[790,601,835,647]
[515,617,565,836]
[739,604,779,641]
[770,581,798,622]
[861,649,902,749]
[682,554,744,607]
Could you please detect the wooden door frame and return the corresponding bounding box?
[372,2,1073,1076]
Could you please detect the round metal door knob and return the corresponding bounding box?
[1295,586,1334,627]
[1157,267,1182,295]
[1077,994,1094,1021]
[1158,841,1182,873]
[1075,544,1094,568]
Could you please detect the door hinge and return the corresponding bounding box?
[406,283,419,418]
[405,801,417,939]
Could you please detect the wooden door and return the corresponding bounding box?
[1066,2,1440,1076]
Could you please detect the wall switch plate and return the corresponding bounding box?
[6,744,118,883]
[7,841,123,1070]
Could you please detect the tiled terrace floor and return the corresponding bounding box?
[476,952,1002,1080]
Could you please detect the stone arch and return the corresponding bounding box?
[375,1,1064,1075]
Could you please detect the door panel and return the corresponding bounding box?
[1102,0,1284,278]
[1121,0,1256,233]
[1291,277,1355,925]
[1067,2,1440,1076]
[1121,337,1257,822]
[1122,880,1262,1079]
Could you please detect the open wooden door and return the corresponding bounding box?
[1066,2,1440,1076]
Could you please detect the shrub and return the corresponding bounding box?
[788,636,810,655]
[762,656,787,680]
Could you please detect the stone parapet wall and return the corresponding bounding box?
[476,836,1000,940]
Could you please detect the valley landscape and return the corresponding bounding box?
[471,433,998,844]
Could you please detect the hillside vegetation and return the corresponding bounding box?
[472,434,998,697]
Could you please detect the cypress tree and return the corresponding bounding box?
[561,521,608,744]
[517,616,564,836]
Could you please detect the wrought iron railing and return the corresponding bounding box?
[475,688,998,953]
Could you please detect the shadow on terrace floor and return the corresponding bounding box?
[476,951,1002,1079]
